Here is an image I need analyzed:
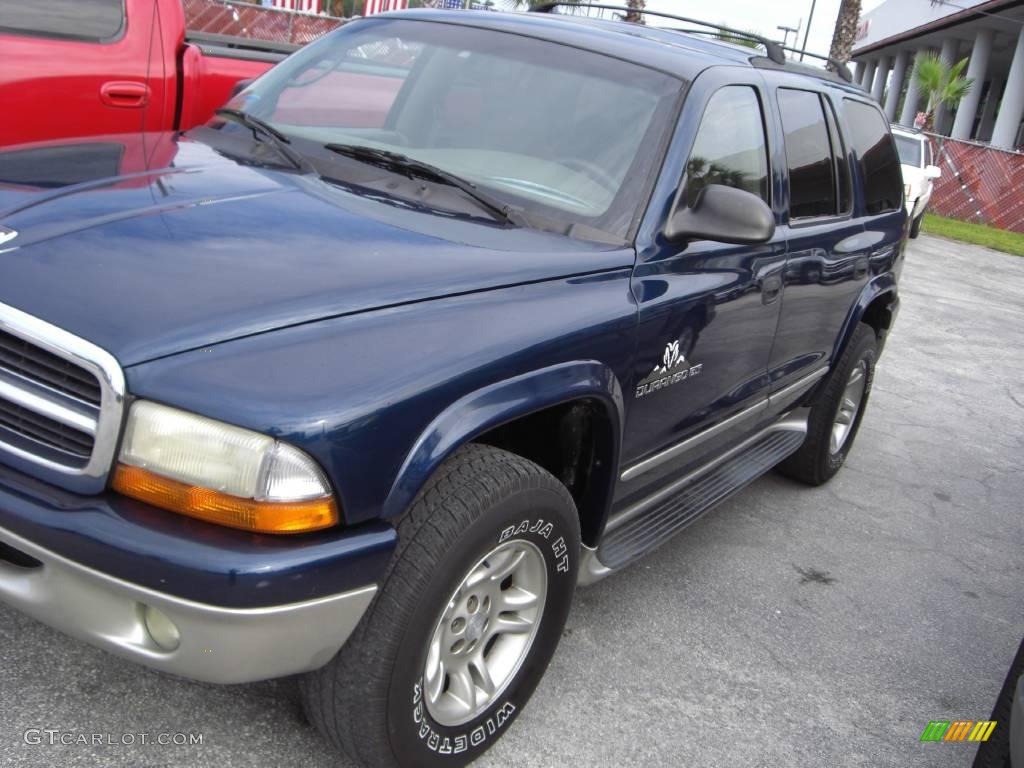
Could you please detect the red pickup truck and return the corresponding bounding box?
[0,0,340,147]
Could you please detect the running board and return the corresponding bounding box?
[589,415,808,576]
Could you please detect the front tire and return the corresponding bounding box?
[777,323,877,486]
[302,444,580,768]
[909,211,923,238]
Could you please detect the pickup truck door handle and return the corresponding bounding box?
[100,81,150,108]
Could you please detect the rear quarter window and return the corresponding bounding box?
[0,0,124,42]
[842,99,904,215]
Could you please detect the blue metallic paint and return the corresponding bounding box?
[125,266,638,529]
[0,463,396,608]
[0,19,907,612]
[0,137,634,366]
[619,66,788,510]
[380,360,624,522]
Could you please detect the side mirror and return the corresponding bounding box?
[924,164,942,179]
[666,184,775,245]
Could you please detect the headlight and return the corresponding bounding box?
[111,400,338,534]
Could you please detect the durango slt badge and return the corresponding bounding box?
[635,339,704,399]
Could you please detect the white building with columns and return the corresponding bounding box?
[850,0,1024,150]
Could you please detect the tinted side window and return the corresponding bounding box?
[843,99,904,214]
[685,86,769,208]
[0,0,124,41]
[778,89,836,219]
[824,98,853,214]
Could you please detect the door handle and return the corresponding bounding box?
[100,81,150,109]
[760,274,782,304]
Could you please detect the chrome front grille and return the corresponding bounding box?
[0,303,125,494]
[0,329,103,405]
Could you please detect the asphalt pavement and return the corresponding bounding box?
[2,233,1022,768]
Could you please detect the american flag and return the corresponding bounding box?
[268,0,322,11]
[364,0,409,14]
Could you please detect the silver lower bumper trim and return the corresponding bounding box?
[0,524,376,684]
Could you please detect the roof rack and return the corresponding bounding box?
[530,2,852,82]
[775,43,853,82]
[531,2,785,64]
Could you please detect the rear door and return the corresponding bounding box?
[618,68,786,505]
[766,81,869,405]
[0,0,164,146]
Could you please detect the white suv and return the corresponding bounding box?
[891,126,942,238]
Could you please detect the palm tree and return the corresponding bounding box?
[914,53,973,132]
[623,0,645,24]
[828,0,861,64]
[714,26,760,49]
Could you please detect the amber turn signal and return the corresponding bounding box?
[112,464,339,534]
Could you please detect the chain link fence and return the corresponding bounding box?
[183,0,346,46]
[926,133,1024,234]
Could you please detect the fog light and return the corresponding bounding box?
[143,604,180,652]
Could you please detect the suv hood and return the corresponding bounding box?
[0,134,631,366]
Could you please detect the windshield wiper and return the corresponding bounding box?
[322,143,524,227]
[214,108,308,172]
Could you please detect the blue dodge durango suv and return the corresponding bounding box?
[0,5,905,766]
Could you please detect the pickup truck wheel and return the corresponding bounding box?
[909,212,923,239]
[777,323,877,486]
[301,444,580,768]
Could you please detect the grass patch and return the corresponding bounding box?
[921,214,1024,257]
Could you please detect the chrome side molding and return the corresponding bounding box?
[619,366,828,483]
[608,411,809,536]
[620,399,767,482]
[767,365,829,412]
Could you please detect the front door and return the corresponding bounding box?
[619,70,786,506]
[0,0,163,146]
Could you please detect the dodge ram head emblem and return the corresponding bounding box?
[635,339,704,399]
[662,340,682,370]
[0,227,17,247]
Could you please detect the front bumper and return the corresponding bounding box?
[0,523,376,683]
[0,463,396,683]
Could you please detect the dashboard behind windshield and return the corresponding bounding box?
[236,17,683,241]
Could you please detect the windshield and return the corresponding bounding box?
[893,134,923,167]
[231,18,682,240]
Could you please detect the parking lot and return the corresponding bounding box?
[2,233,1022,768]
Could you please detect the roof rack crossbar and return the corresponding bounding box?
[775,43,854,82]
[530,2,786,65]
[668,27,781,54]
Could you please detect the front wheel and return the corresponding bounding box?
[302,444,580,768]
[777,323,877,486]
[909,211,924,238]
